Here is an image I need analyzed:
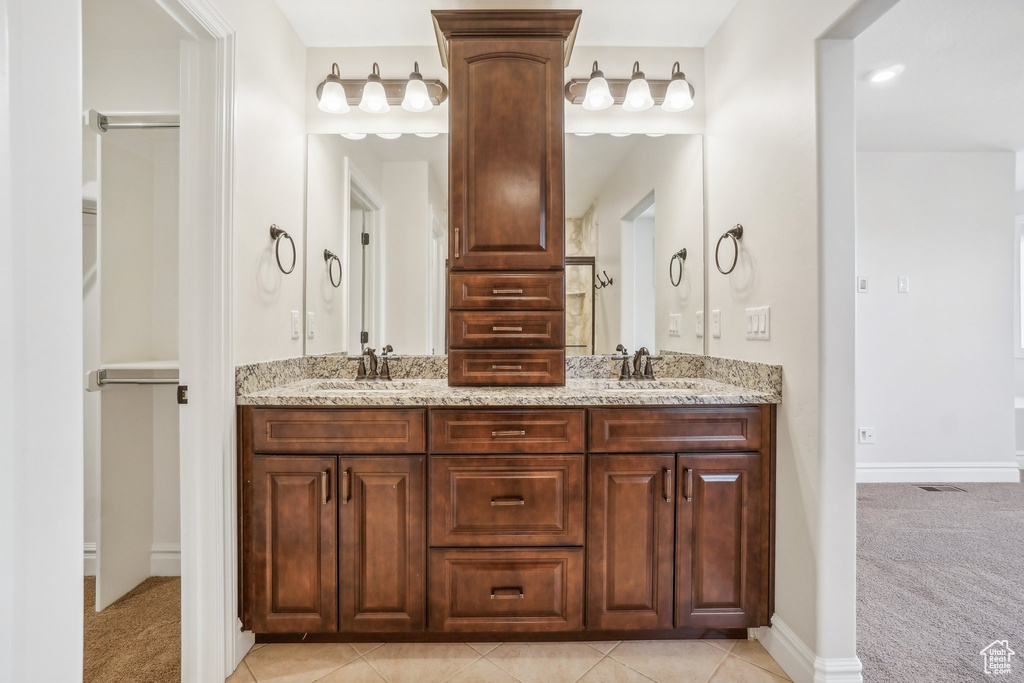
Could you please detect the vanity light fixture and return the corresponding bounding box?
[401,62,433,112]
[359,63,391,113]
[622,62,654,112]
[316,63,350,114]
[582,61,614,111]
[340,132,367,140]
[867,64,905,83]
[661,62,694,112]
[376,133,402,139]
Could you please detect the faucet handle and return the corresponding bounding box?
[615,343,628,357]
[355,357,369,381]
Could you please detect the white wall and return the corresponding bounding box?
[215,0,308,365]
[1,0,84,679]
[703,0,861,672]
[856,152,1018,481]
[585,135,704,354]
[382,162,430,354]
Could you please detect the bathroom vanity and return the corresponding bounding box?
[236,366,779,641]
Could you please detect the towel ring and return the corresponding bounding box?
[270,225,296,275]
[715,224,744,275]
[324,249,342,288]
[669,248,687,287]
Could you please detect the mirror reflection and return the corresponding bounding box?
[303,132,704,357]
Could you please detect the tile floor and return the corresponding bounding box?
[227,639,791,683]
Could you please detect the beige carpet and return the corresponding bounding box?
[84,576,181,682]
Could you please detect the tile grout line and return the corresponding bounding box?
[307,649,365,683]
[570,651,608,682]
[360,652,390,682]
[701,648,732,683]
[441,652,485,682]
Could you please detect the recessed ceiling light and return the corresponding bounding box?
[574,132,595,137]
[414,132,440,138]
[610,132,631,137]
[376,133,402,139]
[867,64,905,83]
[340,132,366,140]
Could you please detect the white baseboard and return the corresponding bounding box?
[1016,452,1024,470]
[151,543,181,576]
[760,615,863,683]
[84,543,97,577]
[856,461,1020,483]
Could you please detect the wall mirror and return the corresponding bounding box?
[302,132,705,357]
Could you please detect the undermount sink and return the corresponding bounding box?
[308,379,423,392]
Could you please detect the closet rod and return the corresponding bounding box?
[96,369,178,387]
[97,113,180,132]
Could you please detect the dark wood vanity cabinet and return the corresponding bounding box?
[240,404,775,639]
[435,10,580,387]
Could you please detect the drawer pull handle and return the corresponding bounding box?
[491,430,527,437]
[492,288,524,295]
[684,468,693,502]
[320,470,330,505]
[341,468,350,504]
[492,326,524,332]
[491,587,524,600]
[491,365,522,371]
[491,496,525,506]
[663,468,672,502]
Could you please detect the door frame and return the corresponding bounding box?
[152,0,243,679]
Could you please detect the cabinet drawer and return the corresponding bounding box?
[448,349,565,386]
[428,548,583,631]
[250,409,426,454]
[589,407,762,453]
[429,455,585,546]
[450,311,564,348]
[450,273,564,310]
[430,409,584,454]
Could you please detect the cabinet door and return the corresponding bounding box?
[676,454,762,628]
[251,456,337,633]
[586,455,675,630]
[449,38,565,271]
[339,456,426,632]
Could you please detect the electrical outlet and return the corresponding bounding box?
[290,310,301,340]
[306,312,316,339]
[745,306,771,341]
[696,311,704,338]
[857,276,868,293]
[858,427,876,444]
[711,310,721,338]
[898,277,910,293]
[668,314,682,337]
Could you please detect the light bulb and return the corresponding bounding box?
[661,63,694,112]
[622,62,653,112]
[402,63,433,113]
[582,63,613,111]
[358,63,390,113]
[316,63,350,114]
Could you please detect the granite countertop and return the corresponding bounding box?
[236,376,780,407]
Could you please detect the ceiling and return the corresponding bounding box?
[271,0,738,48]
[855,0,1024,164]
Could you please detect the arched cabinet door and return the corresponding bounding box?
[448,38,565,272]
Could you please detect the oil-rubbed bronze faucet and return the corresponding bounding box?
[378,345,394,381]
[357,347,378,381]
[615,344,632,380]
[632,347,653,379]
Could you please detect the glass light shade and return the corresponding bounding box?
[402,78,433,112]
[622,77,654,112]
[318,79,350,114]
[340,132,366,140]
[415,132,440,138]
[359,65,390,113]
[582,76,613,111]
[661,78,694,112]
[376,133,401,139]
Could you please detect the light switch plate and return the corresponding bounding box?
[696,311,704,338]
[306,312,316,339]
[745,306,770,340]
[711,310,721,338]
[290,310,301,340]
[858,427,876,444]
[898,277,910,293]
[668,313,681,337]
[857,276,868,293]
